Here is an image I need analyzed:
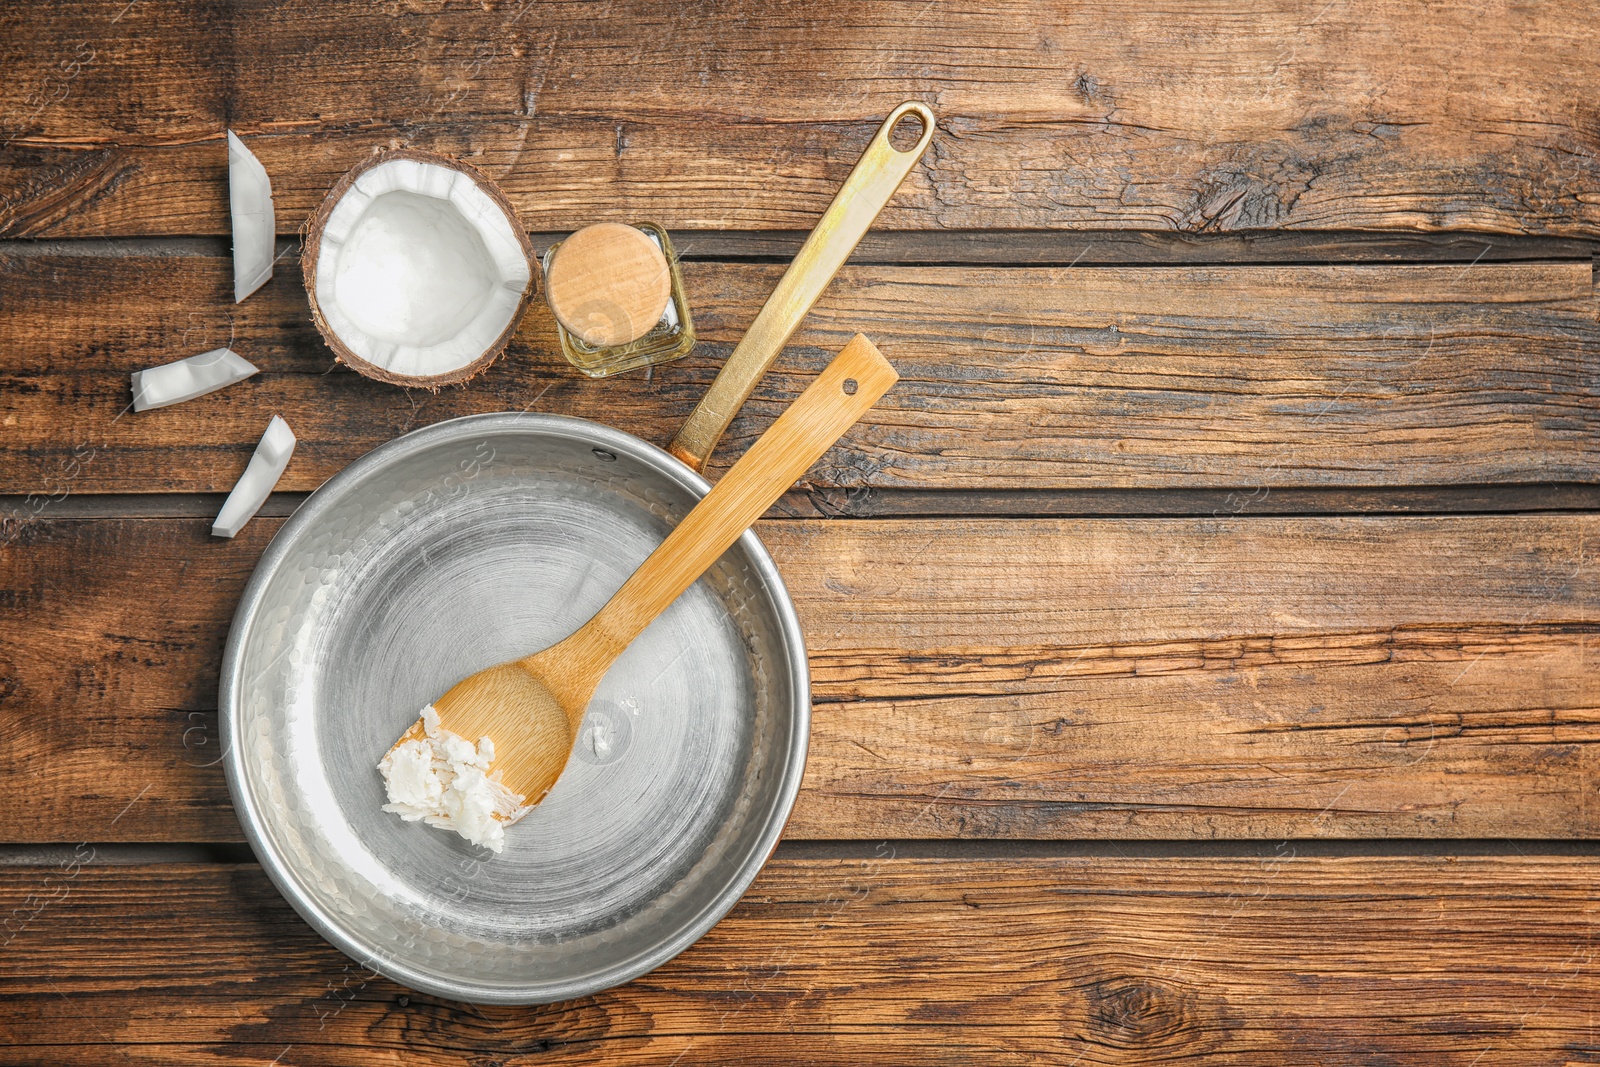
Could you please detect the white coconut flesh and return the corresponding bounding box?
[227,131,276,304]
[313,159,531,381]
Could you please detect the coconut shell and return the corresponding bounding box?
[302,147,538,390]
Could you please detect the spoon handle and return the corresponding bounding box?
[581,334,897,662]
[666,102,934,473]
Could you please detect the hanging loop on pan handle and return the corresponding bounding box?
[667,101,935,472]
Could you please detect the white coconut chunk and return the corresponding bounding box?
[131,348,258,412]
[212,415,295,539]
[303,151,534,387]
[227,131,275,303]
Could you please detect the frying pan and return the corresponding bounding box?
[220,103,934,1003]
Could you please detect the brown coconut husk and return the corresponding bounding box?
[301,147,538,390]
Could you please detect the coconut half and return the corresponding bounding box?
[303,149,536,388]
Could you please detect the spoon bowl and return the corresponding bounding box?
[411,663,573,805]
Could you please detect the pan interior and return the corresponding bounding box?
[228,418,801,999]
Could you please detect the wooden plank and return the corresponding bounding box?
[4,2,1600,238]
[2,514,1593,843]
[2,855,1597,1064]
[2,252,1595,495]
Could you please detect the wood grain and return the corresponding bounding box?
[5,2,1600,238]
[2,856,1597,1064]
[543,222,672,347]
[5,2,1598,1060]
[3,514,1593,843]
[2,251,1595,495]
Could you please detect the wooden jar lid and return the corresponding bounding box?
[544,223,672,347]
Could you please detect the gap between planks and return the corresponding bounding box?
[4,838,1600,868]
[6,484,1600,522]
[1,230,1596,267]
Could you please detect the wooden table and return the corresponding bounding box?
[3,3,1598,1063]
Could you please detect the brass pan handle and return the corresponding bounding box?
[667,101,935,472]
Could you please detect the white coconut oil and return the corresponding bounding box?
[377,705,528,853]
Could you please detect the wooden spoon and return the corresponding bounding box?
[386,334,898,808]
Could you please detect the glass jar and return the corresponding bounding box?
[542,221,695,378]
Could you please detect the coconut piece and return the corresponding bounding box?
[212,415,295,539]
[227,131,275,303]
[302,148,536,389]
[131,348,258,412]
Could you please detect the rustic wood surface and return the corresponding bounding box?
[3,855,1599,1066]
[5,1,1600,238]
[3,514,1595,843]
[3,1,1598,1062]
[2,250,1595,493]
